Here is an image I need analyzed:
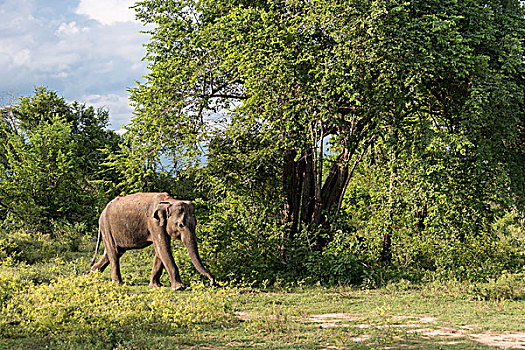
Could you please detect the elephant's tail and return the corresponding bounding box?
[90,227,102,267]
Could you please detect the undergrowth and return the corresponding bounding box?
[0,272,236,347]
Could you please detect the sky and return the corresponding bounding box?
[0,0,150,132]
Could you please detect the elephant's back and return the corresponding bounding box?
[103,192,170,216]
[100,192,171,247]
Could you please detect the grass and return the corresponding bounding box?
[0,239,524,349]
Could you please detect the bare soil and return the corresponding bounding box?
[306,313,525,349]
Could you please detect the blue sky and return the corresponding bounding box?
[0,0,149,132]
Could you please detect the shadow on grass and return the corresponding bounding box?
[0,318,509,350]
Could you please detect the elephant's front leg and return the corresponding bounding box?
[152,236,185,290]
[149,253,164,288]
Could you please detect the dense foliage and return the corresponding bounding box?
[0,268,235,349]
[1,1,524,286]
[0,87,121,232]
[1,2,524,348]
[123,0,525,282]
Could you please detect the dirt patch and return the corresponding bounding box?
[308,313,359,328]
[413,327,466,338]
[235,311,525,348]
[234,311,252,321]
[469,332,525,349]
[306,313,525,349]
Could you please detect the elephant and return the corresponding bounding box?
[90,192,214,290]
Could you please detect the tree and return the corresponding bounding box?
[130,0,524,252]
[0,88,122,232]
[15,87,121,180]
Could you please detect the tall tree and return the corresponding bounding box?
[16,87,121,180]
[130,0,524,249]
[0,88,121,231]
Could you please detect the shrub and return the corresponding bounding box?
[0,270,32,306]
[300,228,364,285]
[0,226,89,265]
[469,272,525,301]
[0,231,57,264]
[0,274,237,343]
[195,195,286,284]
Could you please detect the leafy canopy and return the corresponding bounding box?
[0,87,121,231]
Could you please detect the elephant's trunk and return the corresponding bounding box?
[183,230,215,285]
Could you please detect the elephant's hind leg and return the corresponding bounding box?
[103,237,124,285]
[91,253,110,272]
[110,249,125,285]
[149,253,164,288]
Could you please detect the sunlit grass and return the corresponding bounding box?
[1,240,524,350]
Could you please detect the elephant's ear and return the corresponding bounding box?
[184,201,195,216]
[153,201,171,226]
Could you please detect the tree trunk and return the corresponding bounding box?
[283,149,303,240]
[415,204,427,232]
[321,148,353,212]
[300,149,316,229]
[281,144,360,250]
[380,148,396,264]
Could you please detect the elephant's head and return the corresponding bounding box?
[153,200,215,285]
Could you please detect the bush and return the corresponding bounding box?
[469,272,525,301]
[0,274,236,343]
[300,228,364,285]
[0,231,57,264]
[195,195,287,284]
[0,224,89,264]
[0,270,32,306]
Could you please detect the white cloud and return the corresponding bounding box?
[53,72,69,79]
[56,21,88,36]
[81,93,134,130]
[12,49,31,67]
[76,0,137,26]
[0,0,149,130]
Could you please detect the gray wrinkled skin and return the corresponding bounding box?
[90,192,214,290]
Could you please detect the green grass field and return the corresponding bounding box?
[1,241,524,350]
